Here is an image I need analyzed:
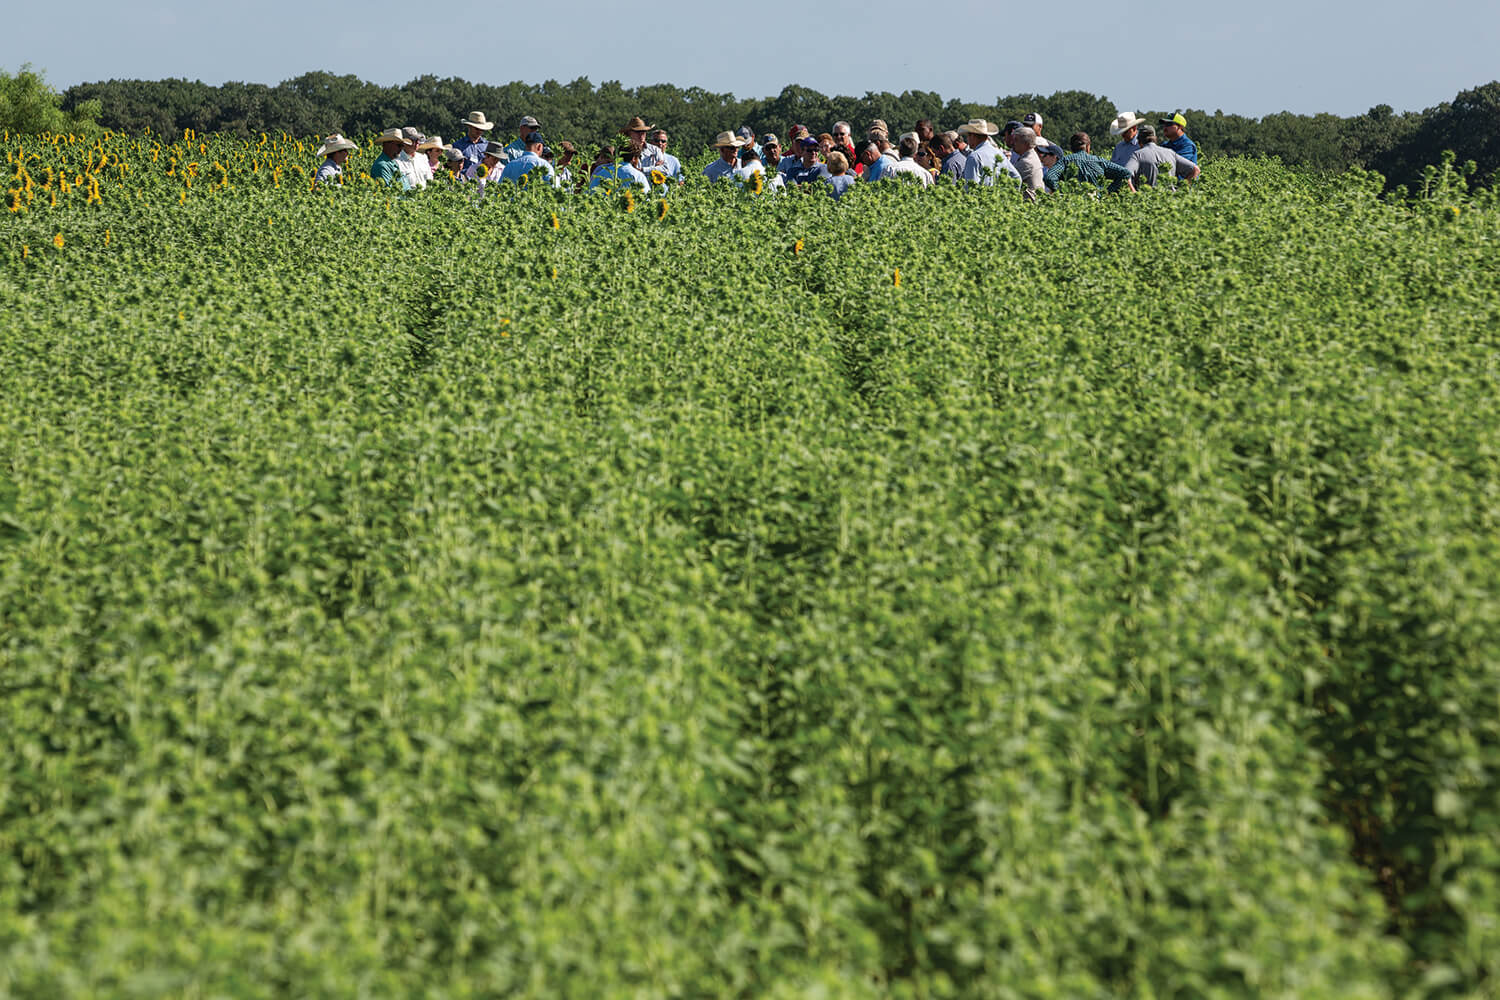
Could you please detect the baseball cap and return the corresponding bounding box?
[1159,113,1187,128]
[1022,112,1043,127]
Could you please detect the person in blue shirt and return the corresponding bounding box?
[861,134,898,183]
[314,133,357,186]
[590,146,650,190]
[647,129,683,181]
[498,132,556,187]
[702,132,745,181]
[1159,113,1199,164]
[958,119,1020,184]
[785,135,831,185]
[504,115,541,161]
[453,111,495,177]
[824,150,856,200]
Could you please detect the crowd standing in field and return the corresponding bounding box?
[313,108,1203,197]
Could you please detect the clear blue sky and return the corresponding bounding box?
[7,0,1498,119]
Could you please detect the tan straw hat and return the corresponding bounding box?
[713,131,747,148]
[375,127,406,145]
[459,111,495,131]
[957,119,999,136]
[416,135,444,152]
[1109,111,1144,136]
[316,133,358,156]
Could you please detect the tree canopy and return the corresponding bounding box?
[0,64,100,134]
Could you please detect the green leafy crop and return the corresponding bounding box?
[3,132,1500,998]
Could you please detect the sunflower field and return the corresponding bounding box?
[4,130,1500,998]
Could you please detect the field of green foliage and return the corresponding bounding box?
[4,134,1500,998]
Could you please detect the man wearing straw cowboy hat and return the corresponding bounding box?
[702,131,746,181]
[621,116,669,175]
[1108,111,1144,166]
[314,133,357,186]
[453,111,496,176]
[957,119,1018,185]
[368,128,409,187]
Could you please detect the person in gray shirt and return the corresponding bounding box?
[1007,126,1047,201]
[1124,125,1200,187]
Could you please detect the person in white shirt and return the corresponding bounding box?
[885,134,934,186]
[622,116,668,175]
[476,141,507,189]
[733,146,785,191]
[416,136,444,180]
[396,127,429,188]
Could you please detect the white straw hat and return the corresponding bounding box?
[1109,112,1144,136]
[316,133,357,156]
[957,119,999,136]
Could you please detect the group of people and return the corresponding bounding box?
[313,109,1201,199]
